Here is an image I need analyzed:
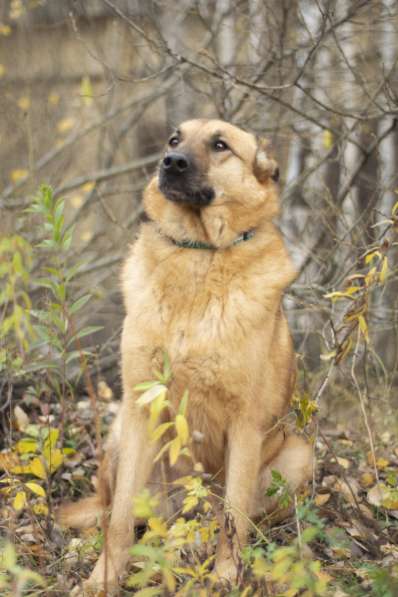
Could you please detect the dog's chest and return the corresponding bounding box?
[124,250,274,396]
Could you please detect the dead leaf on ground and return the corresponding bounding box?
[315,493,331,506]
[367,483,398,510]
[14,405,29,431]
[97,380,113,401]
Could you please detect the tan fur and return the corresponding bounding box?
[57,119,312,594]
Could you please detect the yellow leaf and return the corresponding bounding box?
[365,266,377,286]
[45,428,59,451]
[82,182,95,193]
[13,491,27,511]
[392,200,398,216]
[29,457,46,480]
[182,495,198,513]
[323,130,333,150]
[25,482,46,497]
[10,464,32,475]
[148,516,168,537]
[150,422,173,442]
[14,405,29,431]
[32,503,48,516]
[154,440,172,463]
[324,290,355,302]
[360,472,374,488]
[0,24,12,36]
[169,436,181,466]
[163,568,176,593]
[379,257,388,284]
[80,75,93,106]
[10,169,28,183]
[44,448,63,474]
[358,315,369,342]
[132,489,158,519]
[0,64,5,78]
[365,250,381,264]
[376,457,390,471]
[314,493,330,506]
[48,92,60,106]
[175,414,189,445]
[57,117,75,134]
[149,393,168,432]
[367,483,398,510]
[320,350,337,361]
[336,457,350,469]
[17,96,30,111]
[16,438,37,454]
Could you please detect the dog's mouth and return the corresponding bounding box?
[158,153,215,207]
[159,176,215,207]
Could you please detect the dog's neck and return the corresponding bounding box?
[166,228,256,250]
[142,211,255,250]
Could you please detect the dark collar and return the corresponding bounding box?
[169,229,255,250]
[141,211,255,250]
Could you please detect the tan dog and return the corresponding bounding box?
[58,119,312,594]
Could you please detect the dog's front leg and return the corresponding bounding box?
[83,403,156,594]
[214,422,263,585]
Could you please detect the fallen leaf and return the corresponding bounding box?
[337,457,350,469]
[360,472,374,488]
[14,405,30,431]
[97,380,113,401]
[0,451,19,471]
[315,493,331,506]
[376,457,390,470]
[367,483,398,510]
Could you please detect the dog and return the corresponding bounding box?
[58,119,312,594]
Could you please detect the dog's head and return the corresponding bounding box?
[144,119,280,248]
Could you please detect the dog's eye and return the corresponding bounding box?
[169,136,179,147]
[213,140,229,152]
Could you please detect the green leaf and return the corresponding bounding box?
[69,294,91,315]
[178,389,189,416]
[67,325,103,346]
[62,226,74,251]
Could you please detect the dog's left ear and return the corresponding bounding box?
[253,137,279,183]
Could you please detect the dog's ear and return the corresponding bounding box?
[253,137,279,183]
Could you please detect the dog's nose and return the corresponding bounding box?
[162,152,190,175]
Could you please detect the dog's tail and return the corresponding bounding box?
[56,495,106,529]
